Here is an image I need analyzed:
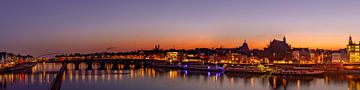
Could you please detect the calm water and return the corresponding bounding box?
[0,63,359,90]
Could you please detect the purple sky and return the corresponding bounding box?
[1,0,360,56]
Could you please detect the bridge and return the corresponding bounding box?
[48,59,154,90]
[47,59,152,70]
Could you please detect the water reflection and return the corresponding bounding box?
[60,67,360,90]
[3,63,360,90]
[0,63,61,90]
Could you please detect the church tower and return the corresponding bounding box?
[283,36,286,43]
[349,35,353,45]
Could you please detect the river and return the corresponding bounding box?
[0,63,358,90]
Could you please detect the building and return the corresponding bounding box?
[347,36,360,63]
[154,44,161,51]
[263,37,292,64]
[292,48,310,64]
[323,50,333,64]
[329,49,348,63]
[0,52,6,66]
[0,52,5,58]
[229,52,248,64]
[226,40,251,64]
[339,49,349,62]
[332,52,342,63]
[309,50,318,63]
[166,51,179,62]
[237,40,250,55]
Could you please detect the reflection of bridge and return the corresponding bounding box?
[48,59,152,70]
[48,59,153,90]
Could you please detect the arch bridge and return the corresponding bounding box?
[48,59,152,70]
[48,59,153,90]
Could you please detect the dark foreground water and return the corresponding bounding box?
[0,63,359,90]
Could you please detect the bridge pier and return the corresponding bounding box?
[123,62,130,70]
[98,62,106,70]
[143,61,149,67]
[74,62,80,70]
[112,63,119,70]
[134,62,141,69]
[86,62,93,70]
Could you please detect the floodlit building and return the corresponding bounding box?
[229,52,248,64]
[330,49,348,63]
[292,48,310,64]
[166,51,178,62]
[332,52,342,63]
[347,36,360,63]
[0,52,6,67]
[0,52,5,60]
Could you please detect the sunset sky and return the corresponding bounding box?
[1,0,360,56]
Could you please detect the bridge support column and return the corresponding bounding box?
[123,62,130,70]
[98,62,106,70]
[134,62,141,69]
[112,63,119,70]
[86,62,93,70]
[74,62,80,70]
[143,61,148,67]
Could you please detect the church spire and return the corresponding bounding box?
[349,35,353,45]
[283,36,286,43]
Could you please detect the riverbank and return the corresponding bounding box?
[0,62,36,73]
[150,62,360,75]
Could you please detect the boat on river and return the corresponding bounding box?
[151,61,182,69]
[225,65,266,74]
[271,67,324,75]
[182,64,224,72]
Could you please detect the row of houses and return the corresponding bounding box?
[0,52,34,68]
[261,37,349,64]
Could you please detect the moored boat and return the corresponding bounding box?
[225,65,266,74]
[182,64,224,72]
[271,68,324,75]
[151,61,182,69]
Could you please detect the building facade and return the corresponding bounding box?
[263,37,292,64]
[347,36,360,63]
[292,48,311,64]
[332,52,341,63]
